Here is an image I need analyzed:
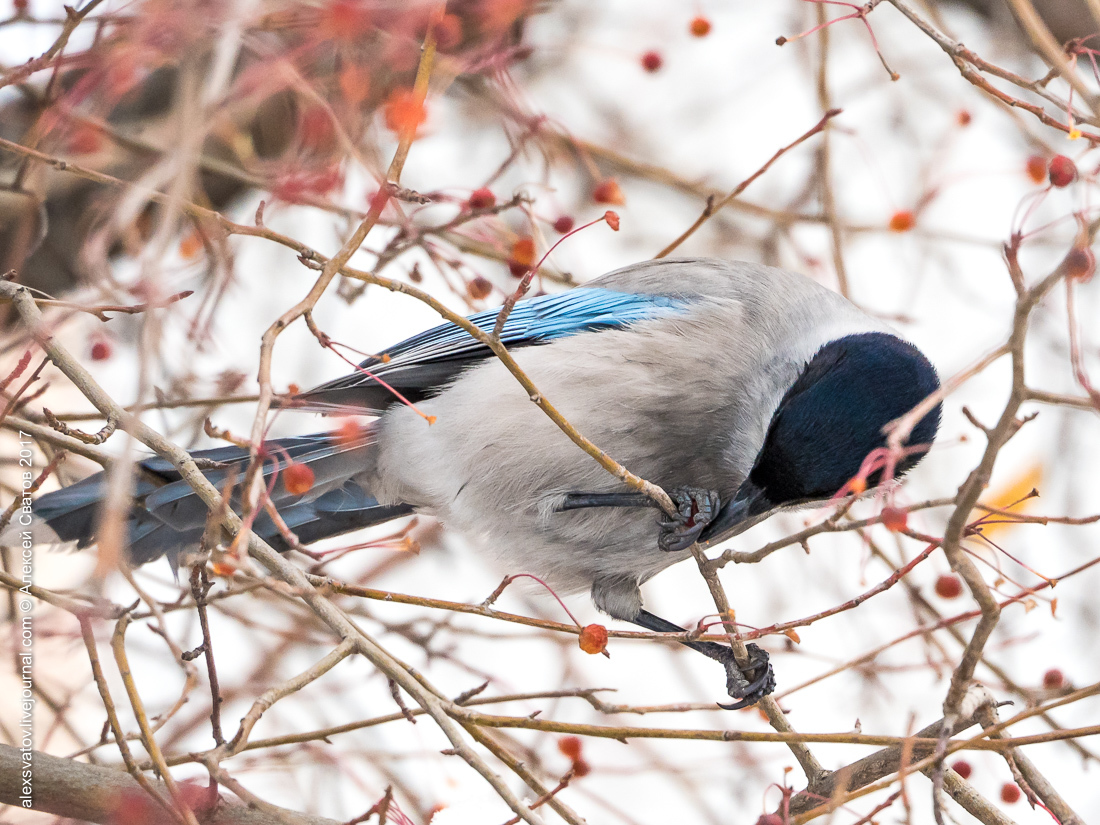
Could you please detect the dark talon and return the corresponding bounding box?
[715,643,775,710]
[629,610,776,710]
[657,487,721,552]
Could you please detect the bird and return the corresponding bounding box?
[21,258,942,708]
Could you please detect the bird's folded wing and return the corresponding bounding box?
[292,288,687,413]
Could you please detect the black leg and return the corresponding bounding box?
[558,492,653,510]
[556,487,722,553]
[632,609,775,709]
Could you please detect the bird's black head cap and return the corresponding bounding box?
[746,332,941,508]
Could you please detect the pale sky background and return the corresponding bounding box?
[2,2,1099,823]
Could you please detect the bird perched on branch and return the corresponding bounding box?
[22,258,941,708]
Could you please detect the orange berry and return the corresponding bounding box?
[508,237,536,277]
[510,237,535,266]
[283,462,315,495]
[592,179,625,205]
[332,417,364,446]
[210,561,237,577]
[318,0,373,41]
[603,210,620,231]
[179,230,204,259]
[880,507,908,532]
[557,736,583,759]
[383,88,426,137]
[889,210,915,232]
[578,623,608,654]
[1048,155,1077,187]
[935,573,963,599]
[690,16,711,37]
[1025,154,1047,184]
[641,51,662,72]
[847,477,867,495]
[956,109,972,127]
[1000,783,1021,804]
[338,63,371,106]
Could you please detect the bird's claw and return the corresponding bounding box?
[715,643,775,710]
[658,487,720,552]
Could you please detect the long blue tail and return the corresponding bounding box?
[30,432,412,567]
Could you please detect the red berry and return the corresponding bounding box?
[880,507,908,532]
[109,788,160,825]
[14,0,29,15]
[889,210,915,232]
[578,623,608,654]
[935,574,963,599]
[754,816,783,825]
[1065,247,1095,282]
[553,215,575,234]
[557,736,583,759]
[956,109,972,127]
[431,13,463,51]
[66,125,102,155]
[467,187,496,210]
[951,760,973,779]
[592,179,625,205]
[298,106,336,152]
[1000,783,1021,804]
[466,276,493,300]
[603,210,620,231]
[690,16,711,37]
[1042,668,1065,689]
[1025,155,1048,184]
[570,758,591,777]
[90,340,112,361]
[1048,155,1077,187]
[640,51,662,72]
[368,187,391,213]
[176,780,217,815]
[283,462,315,495]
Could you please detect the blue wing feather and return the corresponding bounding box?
[296,288,688,412]
[382,288,685,360]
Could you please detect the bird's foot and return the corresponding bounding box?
[715,643,775,710]
[658,487,720,552]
